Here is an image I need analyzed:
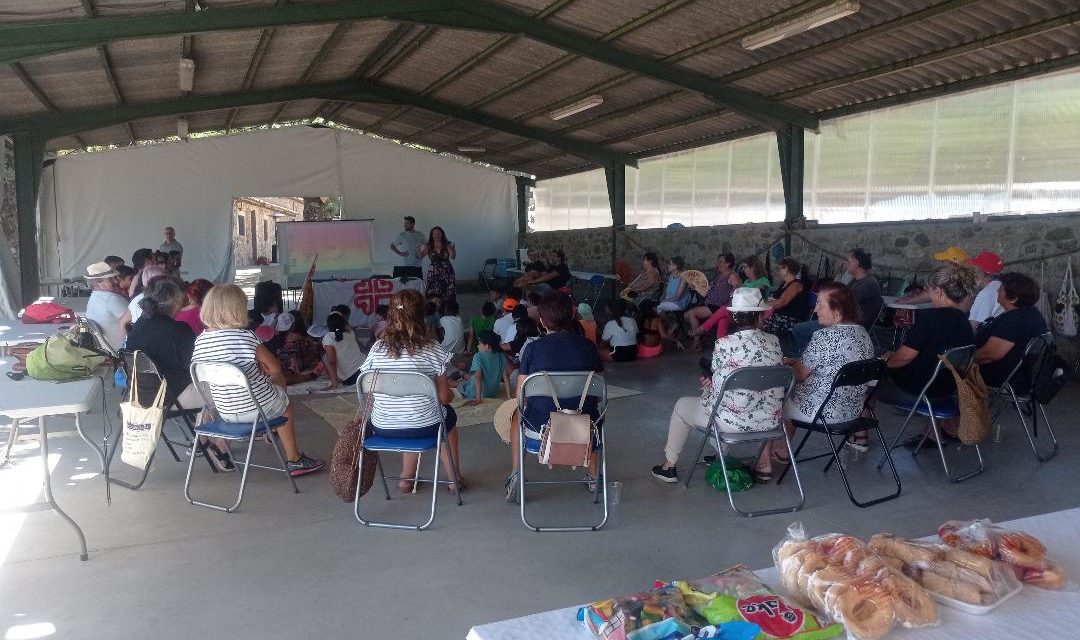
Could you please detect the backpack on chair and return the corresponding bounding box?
[538,372,598,469]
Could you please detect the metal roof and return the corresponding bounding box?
[0,0,1078,179]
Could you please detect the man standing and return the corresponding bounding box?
[968,251,1004,330]
[160,226,183,255]
[390,215,425,279]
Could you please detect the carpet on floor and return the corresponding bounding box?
[301,385,642,434]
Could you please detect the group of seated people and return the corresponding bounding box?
[81,238,1051,504]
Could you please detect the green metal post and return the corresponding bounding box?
[514,175,533,241]
[12,132,45,305]
[776,124,804,255]
[605,163,626,273]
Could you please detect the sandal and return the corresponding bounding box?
[770,451,791,468]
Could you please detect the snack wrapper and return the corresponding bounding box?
[772,523,938,640]
[578,584,696,640]
[664,566,844,640]
[938,518,1072,590]
[868,534,1022,611]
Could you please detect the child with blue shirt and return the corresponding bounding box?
[455,330,509,405]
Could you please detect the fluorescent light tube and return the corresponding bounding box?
[549,95,604,121]
[742,1,860,50]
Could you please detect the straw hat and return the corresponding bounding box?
[727,287,770,312]
[680,270,710,297]
[84,261,119,279]
[493,399,518,444]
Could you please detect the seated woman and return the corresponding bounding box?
[637,300,676,359]
[176,278,213,336]
[600,299,639,362]
[756,283,875,481]
[656,256,691,312]
[124,277,237,469]
[741,255,771,292]
[274,311,321,385]
[624,252,664,302]
[509,315,542,363]
[975,272,1047,391]
[454,330,510,405]
[322,310,366,390]
[651,288,784,483]
[878,262,978,441]
[762,257,810,335]
[192,284,325,477]
[685,253,742,351]
[505,291,604,501]
[357,289,462,493]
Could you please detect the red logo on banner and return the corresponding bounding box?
[353,279,395,315]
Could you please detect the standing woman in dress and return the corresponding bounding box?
[417,225,457,303]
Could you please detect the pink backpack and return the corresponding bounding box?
[538,372,597,469]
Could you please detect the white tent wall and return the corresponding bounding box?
[337,133,516,281]
[38,126,516,286]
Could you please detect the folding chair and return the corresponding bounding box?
[184,362,298,512]
[478,258,499,290]
[682,366,805,518]
[585,274,607,309]
[778,358,902,507]
[988,332,1058,462]
[878,345,983,483]
[517,371,608,532]
[106,350,212,491]
[353,371,462,530]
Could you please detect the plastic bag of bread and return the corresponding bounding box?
[773,523,937,640]
[938,519,1071,590]
[868,534,1022,611]
[665,565,844,640]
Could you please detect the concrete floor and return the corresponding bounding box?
[2,297,1078,639]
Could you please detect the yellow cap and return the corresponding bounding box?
[933,246,969,263]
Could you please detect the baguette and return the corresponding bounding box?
[945,548,997,579]
[919,567,985,605]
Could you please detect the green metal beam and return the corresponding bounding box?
[12,132,45,306]
[0,78,636,167]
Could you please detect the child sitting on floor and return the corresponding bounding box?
[466,301,497,352]
[454,330,510,406]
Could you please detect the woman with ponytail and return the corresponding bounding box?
[321,310,366,390]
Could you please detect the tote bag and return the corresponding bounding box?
[120,361,167,470]
[1052,261,1079,337]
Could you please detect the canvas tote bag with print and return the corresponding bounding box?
[538,371,598,469]
[1052,261,1079,337]
[120,360,168,470]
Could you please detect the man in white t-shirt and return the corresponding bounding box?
[493,298,518,343]
[390,215,425,279]
[968,251,1004,330]
[159,226,183,255]
[83,261,128,351]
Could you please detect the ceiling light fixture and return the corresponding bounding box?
[742,1,860,51]
[549,95,604,121]
[178,58,195,92]
[457,146,487,153]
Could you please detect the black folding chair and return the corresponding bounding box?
[683,366,805,518]
[478,258,499,290]
[878,345,984,483]
[778,358,901,507]
[988,332,1058,462]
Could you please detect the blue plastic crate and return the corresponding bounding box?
[495,258,517,277]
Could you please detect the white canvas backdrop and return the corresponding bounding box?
[38,126,516,285]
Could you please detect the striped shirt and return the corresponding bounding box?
[192,328,283,415]
[359,341,450,429]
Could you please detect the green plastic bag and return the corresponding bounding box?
[705,458,752,493]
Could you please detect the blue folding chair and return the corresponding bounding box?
[517,371,609,532]
[878,345,983,483]
[184,362,298,512]
[353,370,462,531]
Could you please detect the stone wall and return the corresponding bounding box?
[232,197,302,267]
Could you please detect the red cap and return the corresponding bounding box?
[558,286,572,295]
[968,252,1003,274]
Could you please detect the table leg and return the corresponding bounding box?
[1,417,19,467]
[73,413,106,473]
[38,416,89,561]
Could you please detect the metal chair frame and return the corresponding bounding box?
[987,332,1058,462]
[353,370,462,531]
[517,372,609,532]
[478,258,499,291]
[878,345,984,483]
[683,366,805,518]
[184,362,298,512]
[778,358,901,507]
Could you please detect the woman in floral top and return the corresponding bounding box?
[652,288,784,483]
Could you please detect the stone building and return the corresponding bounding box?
[232,197,302,267]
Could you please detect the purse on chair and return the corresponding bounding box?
[330,372,380,502]
[537,371,596,469]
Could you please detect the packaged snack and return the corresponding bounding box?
[938,519,1071,590]
[578,585,696,640]
[773,524,937,640]
[868,534,1022,613]
[670,566,844,640]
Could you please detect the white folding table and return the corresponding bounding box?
[467,507,1080,639]
[0,319,73,355]
[883,295,933,311]
[0,361,103,561]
